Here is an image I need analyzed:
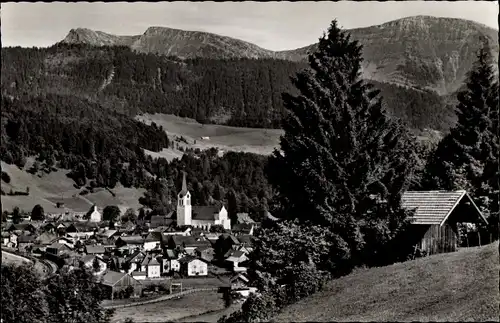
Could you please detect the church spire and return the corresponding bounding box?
[181,171,188,195]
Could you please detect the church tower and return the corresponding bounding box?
[177,171,192,226]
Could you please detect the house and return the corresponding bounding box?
[215,234,241,258]
[6,222,37,234]
[124,250,146,273]
[236,213,255,224]
[179,256,208,277]
[144,232,163,250]
[232,223,255,236]
[82,255,107,274]
[46,242,73,256]
[176,172,231,230]
[149,215,174,230]
[86,205,102,222]
[17,235,36,252]
[161,249,181,274]
[85,245,106,256]
[195,245,215,262]
[1,231,11,246]
[402,190,489,255]
[224,249,249,269]
[55,236,75,249]
[140,255,161,278]
[115,236,144,251]
[35,232,58,246]
[41,222,57,234]
[66,222,98,236]
[100,271,142,300]
[167,235,203,255]
[3,231,19,248]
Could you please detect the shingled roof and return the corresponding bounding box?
[401,190,488,226]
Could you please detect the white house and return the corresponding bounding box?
[177,172,231,230]
[179,256,208,277]
[87,205,102,223]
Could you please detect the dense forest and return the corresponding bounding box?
[2,44,453,131]
[1,43,446,218]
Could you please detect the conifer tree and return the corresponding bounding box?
[421,38,498,233]
[267,20,417,268]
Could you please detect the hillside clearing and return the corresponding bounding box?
[136,113,283,156]
[1,160,145,213]
[272,242,499,322]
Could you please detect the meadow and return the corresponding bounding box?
[272,242,500,322]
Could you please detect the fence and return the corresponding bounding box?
[103,287,219,309]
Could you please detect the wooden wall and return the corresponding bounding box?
[420,223,458,255]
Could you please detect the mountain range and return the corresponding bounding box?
[61,15,498,95]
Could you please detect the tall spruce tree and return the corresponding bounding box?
[266,20,417,268]
[421,38,499,235]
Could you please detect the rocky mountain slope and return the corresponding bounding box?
[60,16,498,95]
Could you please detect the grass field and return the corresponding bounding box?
[1,159,145,213]
[136,113,283,157]
[272,242,500,322]
[111,290,225,323]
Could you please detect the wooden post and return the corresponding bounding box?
[478,231,481,247]
[490,233,492,245]
[466,232,469,248]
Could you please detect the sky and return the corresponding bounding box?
[1,1,498,51]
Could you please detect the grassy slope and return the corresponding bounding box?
[136,113,283,157]
[111,290,225,323]
[273,242,500,322]
[1,159,145,213]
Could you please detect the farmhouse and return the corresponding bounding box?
[100,271,142,300]
[179,256,208,276]
[176,172,231,230]
[402,190,489,255]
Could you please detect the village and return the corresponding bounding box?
[1,173,269,303]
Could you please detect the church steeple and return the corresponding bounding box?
[181,171,187,194]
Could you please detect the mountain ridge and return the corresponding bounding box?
[59,15,499,95]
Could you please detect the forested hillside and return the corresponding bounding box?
[2,44,452,131]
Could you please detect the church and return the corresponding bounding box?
[176,172,231,230]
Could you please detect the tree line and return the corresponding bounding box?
[2,43,453,131]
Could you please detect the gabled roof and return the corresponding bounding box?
[402,190,488,226]
[118,235,144,245]
[101,271,129,287]
[146,232,163,242]
[178,255,206,264]
[192,206,222,221]
[86,245,106,254]
[236,213,255,224]
[236,234,253,245]
[225,249,245,259]
[35,232,58,245]
[47,242,72,250]
[164,249,179,260]
[170,235,198,247]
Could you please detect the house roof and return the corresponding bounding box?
[164,249,179,260]
[232,223,254,233]
[401,190,488,226]
[35,232,58,245]
[18,235,36,243]
[192,206,222,221]
[82,254,98,264]
[236,234,253,245]
[225,249,245,259]
[170,235,198,247]
[101,271,129,287]
[1,231,10,238]
[146,232,163,242]
[126,250,145,263]
[178,255,206,264]
[236,213,255,224]
[86,245,106,254]
[195,245,213,253]
[47,242,71,250]
[118,236,144,245]
[149,257,160,266]
[150,215,167,228]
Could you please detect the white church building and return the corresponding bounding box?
[177,172,231,230]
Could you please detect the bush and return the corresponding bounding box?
[1,171,11,183]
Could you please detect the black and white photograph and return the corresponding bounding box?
[1,1,499,322]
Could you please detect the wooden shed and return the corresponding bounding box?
[402,190,489,255]
[100,271,142,300]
